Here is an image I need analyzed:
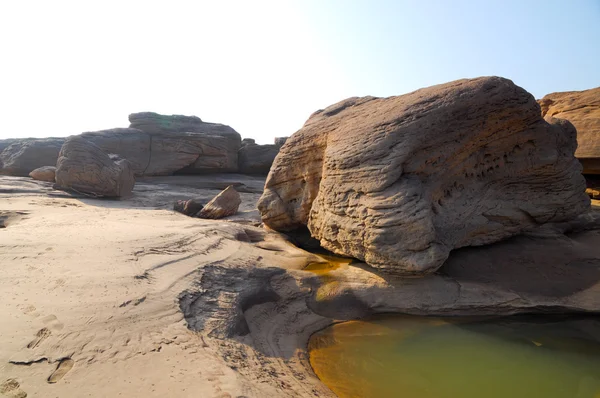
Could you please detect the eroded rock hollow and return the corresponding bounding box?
[258,76,590,275]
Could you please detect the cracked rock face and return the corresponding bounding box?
[258,76,590,275]
[538,87,600,174]
[55,136,135,197]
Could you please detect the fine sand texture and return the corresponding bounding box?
[0,175,321,398]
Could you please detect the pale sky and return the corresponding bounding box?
[1,0,599,144]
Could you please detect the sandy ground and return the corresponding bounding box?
[0,175,300,398]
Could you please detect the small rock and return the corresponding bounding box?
[173,198,205,216]
[198,185,241,219]
[29,166,56,182]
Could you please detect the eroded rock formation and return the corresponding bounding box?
[258,76,590,275]
[129,112,241,174]
[55,137,135,197]
[538,87,600,174]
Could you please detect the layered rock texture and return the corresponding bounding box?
[258,76,590,275]
[0,138,65,176]
[198,185,241,219]
[29,166,56,182]
[539,87,600,174]
[55,137,135,197]
[128,112,241,174]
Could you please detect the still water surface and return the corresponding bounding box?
[309,315,600,398]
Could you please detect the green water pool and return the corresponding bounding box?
[308,315,600,398]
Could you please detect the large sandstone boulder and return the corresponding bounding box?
[258,76,590,275]
[0,138,65,176]
[81,128,150,175]
[238,143,279,175]
[539,87,600,174]
[29,166,56,182]
[55,137,135,197]
[129,112,241,174]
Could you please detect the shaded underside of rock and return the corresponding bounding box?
[55,136,135,197]
[238,143,279,175]
[258,76,590,275]
[173,198,205,216]
[198,185,241,219]
[29,166,56,182]
[538,87,600,174]
[0,138,65,176]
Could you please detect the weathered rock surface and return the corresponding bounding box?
[0,138,65,176]
[0,138,19,153]
[80,128,150,175]
[238,143,279,175]
[55,137,135,197]
[539,87,600,174]
[129,112,242,174]
[258,76,590,275]
[29,166,56,182]
[198,185,241,219]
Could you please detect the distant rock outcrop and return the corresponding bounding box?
[1,113,243,177]
[29,166,56,182]
[0,138,65,176]
[238,142,279,175]
[55,137,135,198]
[538,87,600,174]
[0,138,20,153]
[198,185,241,219]
[258,76,590,275]
[128,112,241,174]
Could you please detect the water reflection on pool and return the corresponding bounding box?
[308,314,600,398]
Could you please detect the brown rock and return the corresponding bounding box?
[258,76,590,275]
[538,87,600,174]
[173,198,205,216]
[128,112,242,174]
[55,136,135,198]
[238,143,279,175]
[29,166,56,182]
[0,138,65,176]
[198,185,241,219]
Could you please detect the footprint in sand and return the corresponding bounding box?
[42,314,64,331]
[47,358,74,384]
[26,328,51,349]
[0,378,27,398]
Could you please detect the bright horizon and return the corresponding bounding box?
[1,0,599,144]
